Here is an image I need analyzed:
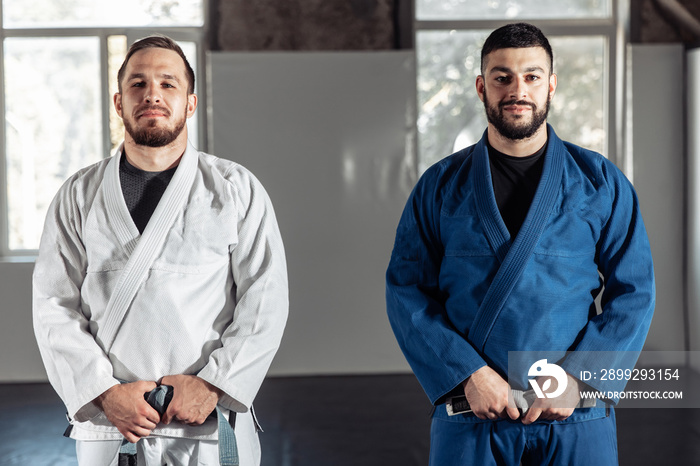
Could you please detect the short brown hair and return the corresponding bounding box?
[117,35,195,94]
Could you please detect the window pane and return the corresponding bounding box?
[417,31,487,171]
[4,37,103,250]
[108,35,128,154]
[3,0,203,28]
[417,0,610,20]
[416,31,606,171]
[547,37,606,157]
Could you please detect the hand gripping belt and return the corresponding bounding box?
[116,385,239,466]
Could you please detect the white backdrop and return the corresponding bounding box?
[686,46,700,371]
[209,51,417,375]
[629,45,686,359]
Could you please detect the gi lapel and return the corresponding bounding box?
[97,143,198,353]
[103,145,140,256]
[473,134,511,263]
[469,126,565,351]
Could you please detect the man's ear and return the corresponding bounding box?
[186,93,198,118]
[113,93,123,118]
[476,75,486,103]
[549,73,557,100]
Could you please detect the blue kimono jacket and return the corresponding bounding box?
[386,126,655,423]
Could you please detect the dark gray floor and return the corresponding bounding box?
[1,374,699,465]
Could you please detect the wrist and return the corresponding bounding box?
[94,387,113,410]
[199,377,223,400]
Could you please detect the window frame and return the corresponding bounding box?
[413,0,631,175]
[0,5,208,257]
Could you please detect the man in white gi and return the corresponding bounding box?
[33,35,288,465]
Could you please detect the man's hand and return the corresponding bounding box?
[521,372,582,425]
[95,381,160,443]
[463,366,520,421]
[160,375,223,426]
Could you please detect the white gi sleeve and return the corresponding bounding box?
[197,166,289,413]
[32,175,120,422]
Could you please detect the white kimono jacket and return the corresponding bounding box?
[33,143,289,442]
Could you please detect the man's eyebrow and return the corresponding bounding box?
[126,72,182,83]
[126,72,146,81]
[524,66,546,74]
[161,73,181,83]
[488,65,547,75]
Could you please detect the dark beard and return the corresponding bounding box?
[124,111,187,148]
[483,92,550,141]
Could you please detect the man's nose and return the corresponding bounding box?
[144,83,162,103]
[509,77,527,100]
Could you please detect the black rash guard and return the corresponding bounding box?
[487,141,547,238]
[119,153,178,234]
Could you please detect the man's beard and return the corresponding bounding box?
[124,106,187,148]
[483,90,550,141]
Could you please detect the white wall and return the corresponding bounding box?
[0,261,44,381]
[209,51,416,375]
[687,46,700,371]
[629,44,687,354]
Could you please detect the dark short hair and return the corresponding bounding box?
[117,35,195,94]
[481,23,553,74]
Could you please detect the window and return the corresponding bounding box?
[415,0,626,172]
[416,0,610,20]
[0,0,206,254]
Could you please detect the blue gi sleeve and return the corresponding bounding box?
[386,164,487,405]
[560,158,656,399]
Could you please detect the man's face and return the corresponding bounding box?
[476,47,556,141]
[114,47,197,148]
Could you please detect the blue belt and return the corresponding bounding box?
[118,385,239,466]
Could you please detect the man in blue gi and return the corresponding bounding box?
[386,23,655,465]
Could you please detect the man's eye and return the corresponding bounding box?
[495,76,510,83]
